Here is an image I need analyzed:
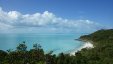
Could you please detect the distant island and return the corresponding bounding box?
[0,29,113,64]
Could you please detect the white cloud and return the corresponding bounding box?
[0,7,103,33]
[8,11,21,20]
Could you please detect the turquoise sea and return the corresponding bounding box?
[0,33,85,54]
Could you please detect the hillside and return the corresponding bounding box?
[78,29,113,64]
[80,29,113,45]
[80,29,113,41]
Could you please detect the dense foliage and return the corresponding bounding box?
[0,29,113,64]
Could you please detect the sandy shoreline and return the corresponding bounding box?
[70,42,94,56]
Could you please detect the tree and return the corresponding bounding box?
[16,41,27,51]
[0,50,8,63]
[33,43,41,50]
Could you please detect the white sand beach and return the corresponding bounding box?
[70,42,94,56]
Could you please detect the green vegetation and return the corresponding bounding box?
[79,29,113,64]
[0,29,113,64]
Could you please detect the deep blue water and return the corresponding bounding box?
[0,33,85,54]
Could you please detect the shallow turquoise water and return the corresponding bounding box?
[0,33,84,54]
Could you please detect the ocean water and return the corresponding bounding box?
[0,33,84,54]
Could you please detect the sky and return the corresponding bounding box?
[0,0,113,34]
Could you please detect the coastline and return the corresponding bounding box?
[70,41,94,56]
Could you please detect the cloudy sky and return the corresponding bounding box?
[0,0,113,34]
